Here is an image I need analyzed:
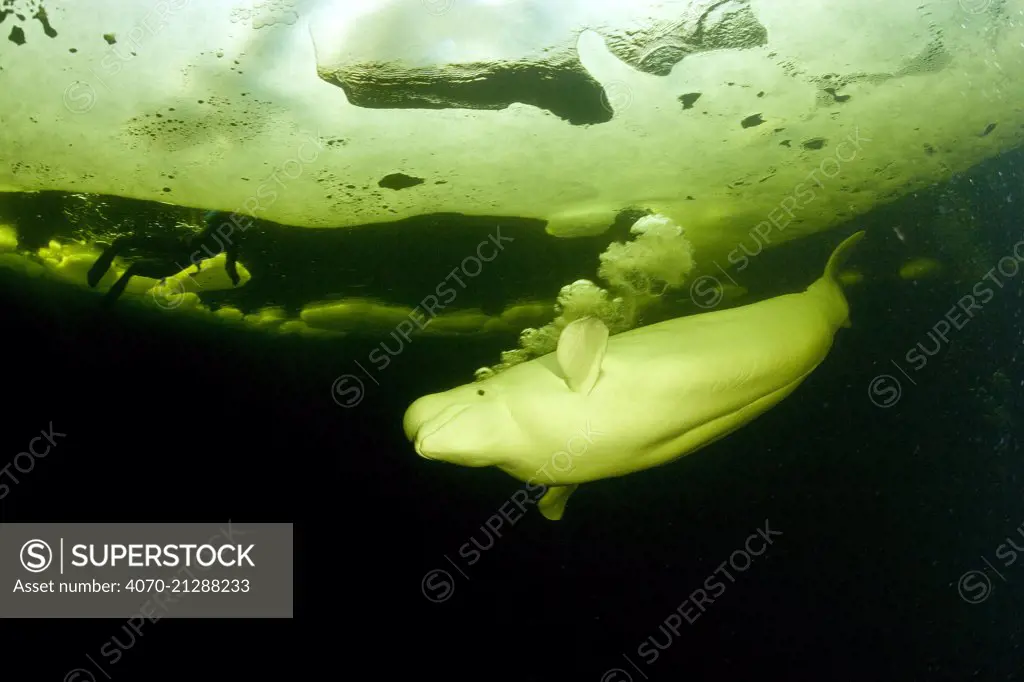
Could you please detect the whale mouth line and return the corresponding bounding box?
[414,403,471,458]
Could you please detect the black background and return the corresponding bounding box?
[1,149,1023,681]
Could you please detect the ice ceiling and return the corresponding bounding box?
[0,0,1022,334]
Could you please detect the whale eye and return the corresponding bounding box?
[477,389,485,396]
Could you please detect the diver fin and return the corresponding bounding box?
[225,245,240,286]
[87,245,120,288]
[101,264,137,306]
[538,484,579,521]
[556,316,608,395]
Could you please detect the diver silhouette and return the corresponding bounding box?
[87,210,242,306]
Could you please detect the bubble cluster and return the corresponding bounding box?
[597,214,695,298]
[230,0,298,29]
[479,214,696,377]
[483,280,630,375]
[124,95,277,154]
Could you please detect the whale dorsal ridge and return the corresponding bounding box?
[556,316,609,396]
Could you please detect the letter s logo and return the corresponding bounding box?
[20,539,53,573]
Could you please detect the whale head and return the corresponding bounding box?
[404,316,611,469]
[403,379,525,467]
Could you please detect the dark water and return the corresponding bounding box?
[1,148,1023,681]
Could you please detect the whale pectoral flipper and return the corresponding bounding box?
[556,317,609,395]
[538,484,579,521]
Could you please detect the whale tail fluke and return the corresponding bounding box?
[824,230,866,285]
[809,230,866,329]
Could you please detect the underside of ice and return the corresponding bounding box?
[0,0,1022,338]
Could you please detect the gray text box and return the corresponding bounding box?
[0,522,292,618]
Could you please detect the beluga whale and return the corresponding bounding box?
[403,231,865,521]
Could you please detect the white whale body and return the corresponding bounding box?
[403,231,865,520]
